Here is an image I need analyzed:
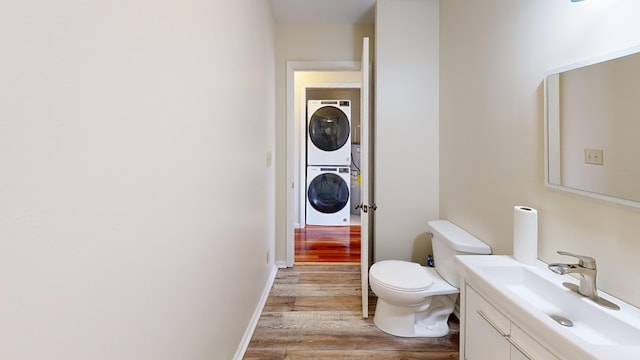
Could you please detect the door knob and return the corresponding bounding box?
[354,202,377,213]
[354,202,368,212]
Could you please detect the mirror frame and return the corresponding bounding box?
[544,45,640,209]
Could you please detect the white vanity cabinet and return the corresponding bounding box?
[464,283,510,359]
[462,284,560,360]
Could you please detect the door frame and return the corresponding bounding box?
[285,61,361,267]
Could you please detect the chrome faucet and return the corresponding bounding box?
[548,251,619,310]
[548,251,598,299]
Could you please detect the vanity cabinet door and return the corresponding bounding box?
[464,284,561,360]
[511,346,531,360]
[465,285,510,360]
[510,324,560,360]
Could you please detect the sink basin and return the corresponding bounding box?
[456,255,640,359]
[480,265,640,346]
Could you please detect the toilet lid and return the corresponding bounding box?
[370,260,434,292]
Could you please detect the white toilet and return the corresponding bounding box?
[369,220,491,337]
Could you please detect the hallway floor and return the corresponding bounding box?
[243,264,460,359]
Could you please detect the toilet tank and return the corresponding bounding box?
[428,220,491,288]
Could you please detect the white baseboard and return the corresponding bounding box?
[233,264,278,360]
[276,260,290,268]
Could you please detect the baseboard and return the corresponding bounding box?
[233,264,278,360]
[275,260,290,268]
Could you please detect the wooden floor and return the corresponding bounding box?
[295,225,361,263]
[244,264,460,359]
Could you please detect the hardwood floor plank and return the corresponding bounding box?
[295,225,361,263]
[270,283,361,297]
[248,329,458,352]
[283,264,360,273]
[293,296,362,312]
[263,296,296,312]
[244,348,457,360]
[280,350,458,360]
[244,265,460,360]
[297,272,361,284]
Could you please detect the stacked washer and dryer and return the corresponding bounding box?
[306,100,352,226]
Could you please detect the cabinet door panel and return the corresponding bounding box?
[511,324,560,360]
[511,345,531,360]
[465,286,510,360]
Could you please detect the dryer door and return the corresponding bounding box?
[307,171,349,214]
[308,106,350,152]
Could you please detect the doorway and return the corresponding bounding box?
[286,37,371,318]
[284,61,362,267]
[298,88,361,263]
[294,76,362,263]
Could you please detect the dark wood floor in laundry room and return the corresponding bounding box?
[295,225,361,263]
[243,264,460,359]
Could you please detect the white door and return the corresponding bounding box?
[359,37,374,318]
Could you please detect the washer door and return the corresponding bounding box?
[308,106,350,152]
[307,172,349,214]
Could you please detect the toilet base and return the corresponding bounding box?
[373,293,457,337]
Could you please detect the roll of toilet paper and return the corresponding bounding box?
[513,206,538,265]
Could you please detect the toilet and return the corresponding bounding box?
[369,220,491,337]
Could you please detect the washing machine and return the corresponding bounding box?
[307,100,351,166]
[306,166,351,226]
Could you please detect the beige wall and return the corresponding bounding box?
[274,24,374,263]
[0,1,276,359]
[374,0,440,264]
[440,0,640,307]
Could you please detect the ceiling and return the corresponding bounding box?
[268,0,376,24]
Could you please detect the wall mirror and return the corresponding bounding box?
[545,46,640,208]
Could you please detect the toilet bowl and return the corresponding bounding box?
[369,220,491,337]
[369,260,459,337]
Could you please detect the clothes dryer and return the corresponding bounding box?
[307,100,351,166]
[306,166,351,226]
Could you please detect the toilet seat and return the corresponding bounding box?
[370,260,434,292]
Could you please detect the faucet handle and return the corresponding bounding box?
[557,251,597,269]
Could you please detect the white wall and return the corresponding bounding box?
[440,0,640,307]
[0,1,276,359]
[274,24,374,263]
[374,0,440,263]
